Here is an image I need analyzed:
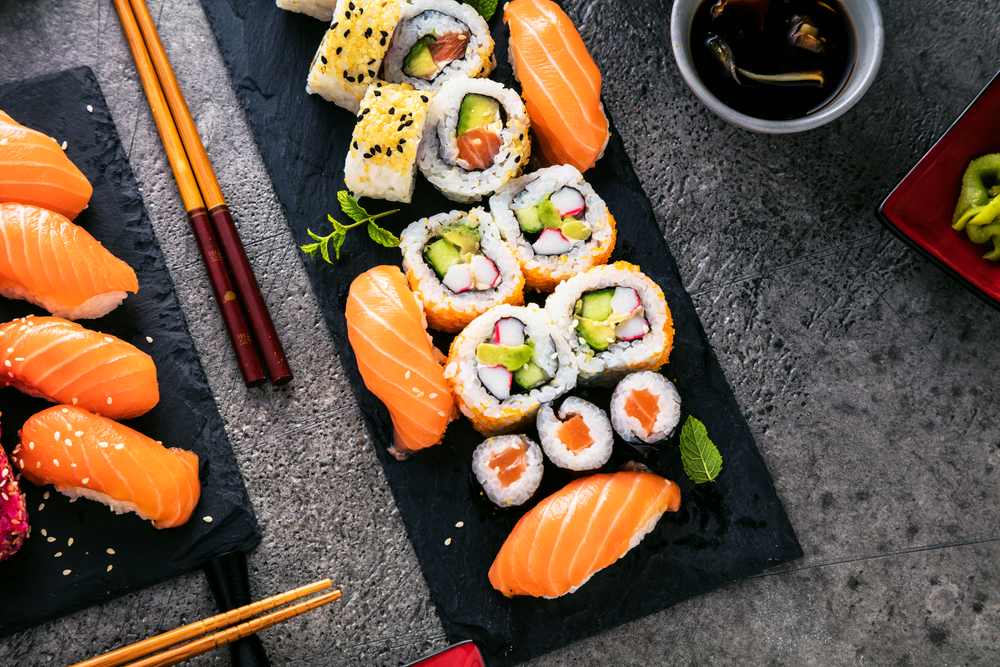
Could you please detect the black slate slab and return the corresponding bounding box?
[198,2,803,664]
[0,67,261,636]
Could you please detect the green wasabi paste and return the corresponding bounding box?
[953,153,1000,261]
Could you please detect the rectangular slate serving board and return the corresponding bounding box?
[0,67,261,636]
[198,2,803,664]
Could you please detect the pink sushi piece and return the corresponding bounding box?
[0,431,29,563]
[479,364,513,400]
[549,187,585,217]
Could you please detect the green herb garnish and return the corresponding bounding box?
[300,191,400,262]
[678,416,722,484]
[462,0,498,21]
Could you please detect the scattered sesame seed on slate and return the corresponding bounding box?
[86,105,93,113]
[204,516,213,523]
[61,141,67,150]
[38,503,44,511]
[63,569,71,576]
[54,552,62,557]
[444,538,452,546]
[107,565,113,572]
[68,538,74,546]
[47,536,55,542]
[146,336,153,343]
[456,521,464,528]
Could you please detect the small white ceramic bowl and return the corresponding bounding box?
[670,0,884,133]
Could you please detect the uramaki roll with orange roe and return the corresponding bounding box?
[610,372,682,445]
[471,434,543,507]
[545,262,674,385]
[536,397,613,472]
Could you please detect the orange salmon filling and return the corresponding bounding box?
[489,446,526,487]
[624,388,659,434]
[457,127,502,170]
[429,32,470,64]
[556,414,594,453]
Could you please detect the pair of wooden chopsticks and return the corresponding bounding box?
[112,0,292,387]
[71,579,341,667]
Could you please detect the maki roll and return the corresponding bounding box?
[536,397,614,472]
[383,0,495,93]
[306,0,402,113]
[417,78,530,203]
[490,165,616,291]
[0,427,29,563]
[610,372,681,444]
[545,262,674,385]
[400,208,524,332]
[445,304,577,436]
[345,82,430,203]
[472,434,543,507]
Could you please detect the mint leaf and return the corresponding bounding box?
[367,222,401,248]
[329,230,345,261]
[462,0,496,19]
[299,241,321,259]
[679,416,722,483]
[338,191,368,222]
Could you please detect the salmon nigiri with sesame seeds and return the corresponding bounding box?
[0,316,158,420]
[10,406,200,529]
[345,265,454,460]
[0,110,93,220]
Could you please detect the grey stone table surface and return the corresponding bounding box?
[1,0,998,664]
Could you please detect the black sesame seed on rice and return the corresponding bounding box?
[344,29,351,36]
[386,148,392,156]
[365,27,373,38]
[332,22,338,28]
[388,107,395,115]
[320,55,328,65]
[515,156,521,163]
[345,10,351,18]
[336,47,343,55]
[349,2,355,8]
[353,141,359,149]
[346,75,356,82]
[358,74,364,83]
[420,95,429,102]
[364,152,372,159]
[374,90,381,96]
[381,30,388,37]
[398,138,406,144]
[380,37,386,46]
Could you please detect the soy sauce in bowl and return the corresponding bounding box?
[690,0,855,121]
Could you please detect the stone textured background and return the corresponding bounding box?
[0,0,998,665]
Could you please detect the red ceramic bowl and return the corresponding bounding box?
[402,641,485,667]
[878,69,1000,310]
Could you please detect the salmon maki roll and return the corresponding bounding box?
[0,316,158,420]
[0,203,138,320]
[504,0,610,172]
[489,470,681,598]
[10,406,200,529]
[345,266,455,460]
[0,110,93,220]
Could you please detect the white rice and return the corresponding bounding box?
[444,303,577,435]
[417,78,530,203]
[471,434,543,507]
[609,371,681,444]
[383,0,495,93]
[536,397,613,471]
[545,263,672,385]
[399,208,522,331]
[490,165,615,288]
[276,0,336,21]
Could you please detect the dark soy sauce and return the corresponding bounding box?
[690,0,855,121]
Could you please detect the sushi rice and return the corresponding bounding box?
[306,0,402,113]
[610,371,682,444]
[345,81,430,203]
[445,303,577,435]
[400,208,524,332]
[545,262,674,385]
[472,434,543,507]
[536,397,614,471]
[490,165,616,291]
[383,0,495,94]
[417,78,530,203]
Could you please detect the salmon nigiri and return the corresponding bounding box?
[0,203,138,319]
[346,266,454,460]
[489,470,681,598]
[11,406,200,529]
[0,110,93,219]
[0,316,158,420]
[505,0,610,172]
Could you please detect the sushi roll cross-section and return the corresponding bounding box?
[472,434,543,507]
[536,397,614,472]
[491,165,616,290]
[0,419,29,563]
[0,316,159,420]
[401,208,524,332]
[0,203,138,320]
[445,303,577,436]
[11,406,201,529]
[383,0,496,93]
[610,371,682,444]
[489,470,681,598]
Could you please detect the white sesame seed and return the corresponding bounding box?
[99,442,109,448]
[107,548,115,555]
[68,497,77,503]
[437,411,446,417]
[61,408,68,413]
[65,439,72,446]
[444,538,452,546]
[429,393,437,399]
[104,337,113,343]
[62,569,71,576]
[412,387,420,393]
[203,516,213,523]
[16,459,22,470]
[54,431,60,440]
[0,138,6,146]
[156,441,162,445]
[107,397,113,404]
[36,462,40,468]
[52,459,59,467]
[115,444,124,450]
[404,370,411,379]
[82,478,89,484]
[146,336,153,343]
[68,538,74,546]
[1,493,6,501]
[1,468,6,478]
[455,521,464,528]
[71,463,77,468]
[72,398,78,405]
[107,565,113,572]
[29,442,34,450]
[87,104,94,113]
[61,141,67,150]
[38,503,44,511]
[3,360,9,367]
[5,348,11,353]
[74,431,83,437]
[54,552,62,557]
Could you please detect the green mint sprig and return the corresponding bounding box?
[462,0,498,21]
[300,191,400,263]
[679,416,723,484]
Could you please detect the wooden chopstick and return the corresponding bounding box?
[122,590,343,667]
[111,0,268,387]
[125,0,293,385]
[70,579,337,667]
